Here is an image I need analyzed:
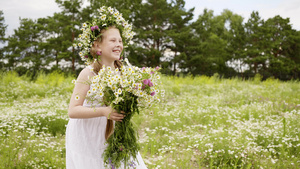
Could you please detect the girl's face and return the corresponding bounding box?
[98,28,123,62]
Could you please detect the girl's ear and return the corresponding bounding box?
[94,41,101,48]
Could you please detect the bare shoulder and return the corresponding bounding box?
[77,67,96,82]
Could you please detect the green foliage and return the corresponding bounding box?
[0,10,6,43]
[0,10,7,67]
[253,73,263,83]
[1,1,300,79]
[104,92,140,168]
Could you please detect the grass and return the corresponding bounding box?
[0,71,299,168]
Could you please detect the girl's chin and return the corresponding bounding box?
[101,53,121,61]
[108,55,120,61]
[112,53,121,58]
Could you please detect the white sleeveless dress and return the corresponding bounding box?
[66,66,148,169]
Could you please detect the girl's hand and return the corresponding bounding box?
[106,107,125,122]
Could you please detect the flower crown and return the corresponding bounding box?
[74,6,135,65]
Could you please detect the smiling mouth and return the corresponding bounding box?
[113,49,121,53]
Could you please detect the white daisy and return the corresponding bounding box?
[75,95,80,100]
[101,14,106,21]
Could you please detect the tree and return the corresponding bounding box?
[0,10,6,43]
[4,18,47,75]
[164,0,194,75]
[55,0,83,72]
[0,10,7,69]
[264,15,300,79]
[219,9,246,76]
[41,12,78,71]
[243,12,300,79]
[87,0,141,23]
[243,11,267,75]
[187,9,236,76]
[130,0,172,67]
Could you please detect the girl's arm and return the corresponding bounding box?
[68,67,125,121]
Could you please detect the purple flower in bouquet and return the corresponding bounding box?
[128,161,136,168]
[151,91,155,96]
[91,26,95,31]
[108,158,115,169]
[96,51,102,56]
[91,25,99,31]
[143,79,149,85]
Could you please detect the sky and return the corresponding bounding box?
[1,0,300,37]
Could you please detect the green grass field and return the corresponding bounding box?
[0,71,299,169]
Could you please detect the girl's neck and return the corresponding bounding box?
[100,60,115,70]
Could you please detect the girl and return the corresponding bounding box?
[66,7,148,169]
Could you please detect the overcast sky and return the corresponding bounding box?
[1,0,300,37]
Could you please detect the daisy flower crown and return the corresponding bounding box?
[74,6,135,65]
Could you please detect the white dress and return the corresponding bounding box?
[66,66,148,169]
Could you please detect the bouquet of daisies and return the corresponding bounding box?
[86,58,163,168]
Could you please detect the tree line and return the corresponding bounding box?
[0,0,300,80]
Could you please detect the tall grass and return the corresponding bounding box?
[0,71,299,168]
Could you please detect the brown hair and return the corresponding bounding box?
[90,26,122,140]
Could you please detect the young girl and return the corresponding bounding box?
[66,7,148,169]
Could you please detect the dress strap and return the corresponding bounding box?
[88,65,97,76]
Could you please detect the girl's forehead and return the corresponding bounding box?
[104,28,121,37]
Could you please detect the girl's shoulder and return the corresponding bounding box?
[77,66,96,81]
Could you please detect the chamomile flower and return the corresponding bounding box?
[75,95,80,100]
[114,92,119,97]
[117,88,122,95]
[99,6,105,12]
[101,14,106,21]
[72,79,77,84]
[138,91,144,97]
[108,7,114,13]
[113,11,119,18]
[117,16,123,22]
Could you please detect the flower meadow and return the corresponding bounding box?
[0,71,299,169]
